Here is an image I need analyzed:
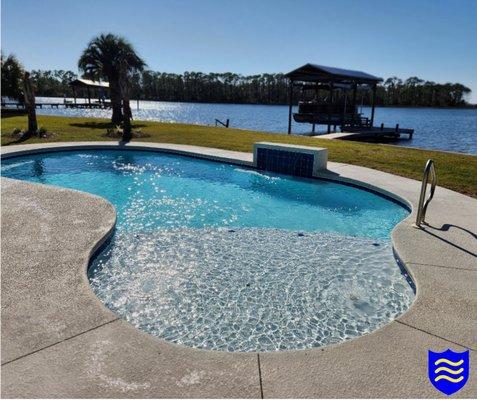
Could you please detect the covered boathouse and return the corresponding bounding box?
[285,63,413,139]
[69,78,110,107]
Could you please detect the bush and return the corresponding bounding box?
[104,125,149,139]
[106,125,123,137]
[12,127,21,135]
[38,126,47,135]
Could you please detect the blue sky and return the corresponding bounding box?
[2,0,477,102]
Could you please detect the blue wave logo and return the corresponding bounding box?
[428,349,469,395]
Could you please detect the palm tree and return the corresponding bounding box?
[1,53,38,135]
[78,33,145,125]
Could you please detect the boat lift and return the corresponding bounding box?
[284,64,413,140]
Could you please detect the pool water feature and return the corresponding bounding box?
[1,149,415,352]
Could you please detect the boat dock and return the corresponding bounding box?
[1,101,112,115]
[310,124,414,142]
[2,78,114,115]
[284,64,415,142]
[2,101,112,110]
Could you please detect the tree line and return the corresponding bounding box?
[372,77,471,108]
[23,69,472,108]
[2,33,473,142]
[2,47,473,109]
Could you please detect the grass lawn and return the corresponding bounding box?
[1,114,476,198]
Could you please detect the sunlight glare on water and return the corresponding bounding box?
[34,96,477,154]
[1,150,415,351]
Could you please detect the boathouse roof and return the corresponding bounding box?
[285,64,382,84]
[70,78,109,89]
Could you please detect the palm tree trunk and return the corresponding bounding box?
[122,98,132,142]
[121,91,132,142]
[109,80,123,125]
[118,61,132,142]
[22,72,38,135]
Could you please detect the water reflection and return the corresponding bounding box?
[35,97,477,154]
[32,159,46,182]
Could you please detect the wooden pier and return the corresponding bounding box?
[344,123,414,139]
[311,124,414,142]
[1,101,112,115]
[65,102,111,109]
[1,78,114,116]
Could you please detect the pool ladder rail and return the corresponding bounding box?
[413,159,437,228]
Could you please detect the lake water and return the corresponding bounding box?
[36,97,477,154]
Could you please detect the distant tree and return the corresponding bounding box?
[448,83,471,106]
[19,64,473,108]
[78,33,146,124]
[1,54,38,135]
[1,53,24,101]
[30,69,77,97]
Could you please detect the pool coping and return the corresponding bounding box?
[1,141,476,398]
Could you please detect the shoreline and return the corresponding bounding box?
[7,99,477,155]
[32,96,477,109]
[1,114,476,197]
[12,106,477,156]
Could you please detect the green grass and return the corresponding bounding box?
[2,114,476,197]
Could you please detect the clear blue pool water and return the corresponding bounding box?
[1,150,414,351]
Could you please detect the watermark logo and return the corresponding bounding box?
[428,349,469,395]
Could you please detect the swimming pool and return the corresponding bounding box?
[1,149,415,351]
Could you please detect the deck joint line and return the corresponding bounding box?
[1,318,120,367]
[404,261,476,272]
[10,247,91,257]
[395,320,475,351]
[257,353,264,399]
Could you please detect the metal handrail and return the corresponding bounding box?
[414,159,437,228]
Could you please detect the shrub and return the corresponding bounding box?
[105,125,122,137]
[104,125,149,139]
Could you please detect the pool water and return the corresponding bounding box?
[1,150,415,351]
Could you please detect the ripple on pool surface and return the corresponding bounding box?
[1,150,414,351]
[89,228,415,352]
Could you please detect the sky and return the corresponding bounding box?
[2,0,477,102]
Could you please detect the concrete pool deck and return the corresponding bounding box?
[1,141,476,398]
